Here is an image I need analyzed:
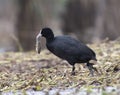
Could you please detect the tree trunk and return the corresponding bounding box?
[16,0,42,51]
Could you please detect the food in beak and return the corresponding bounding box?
[36,33,41,54]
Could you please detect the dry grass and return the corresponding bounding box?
[0,39,120,91]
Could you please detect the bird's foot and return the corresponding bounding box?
[88,71,94,77]
[89,73,94,77]
[71,72,75,76]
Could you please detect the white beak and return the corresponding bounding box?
[36,30,42,39]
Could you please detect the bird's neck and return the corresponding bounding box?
[46,36,54,43]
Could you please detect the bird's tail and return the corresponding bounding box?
[89,57,97,65]
[92,57,97,61]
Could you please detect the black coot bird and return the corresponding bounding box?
[36,28,98,76]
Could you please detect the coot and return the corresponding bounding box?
[36,28,98,76]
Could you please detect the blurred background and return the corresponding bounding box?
[0,0,120,52]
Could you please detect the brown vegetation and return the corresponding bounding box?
[0,39,120,91]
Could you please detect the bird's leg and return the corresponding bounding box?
[87,63,94,76]
[87,62,101,76]
[71,65,75,75]
[89,60,100,75]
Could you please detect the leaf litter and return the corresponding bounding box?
[0,39,120,93]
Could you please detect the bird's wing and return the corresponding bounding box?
[52,36,94,58]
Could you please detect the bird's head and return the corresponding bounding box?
[36,27,54,53]
[38,28,54,40]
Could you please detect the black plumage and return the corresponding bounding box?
[37,27,98,76]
